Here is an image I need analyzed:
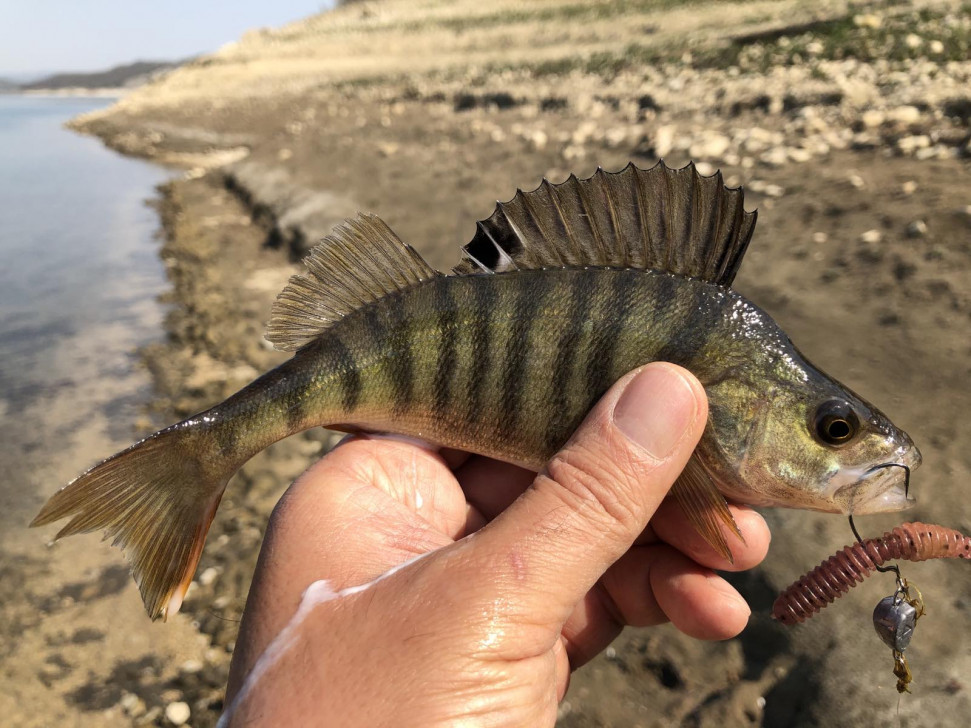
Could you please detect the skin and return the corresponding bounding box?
[224,363,771,727]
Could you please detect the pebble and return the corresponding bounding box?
[848,174,865,189]
[887,106,921,125]
[788,147,812,163]
[859,229,883,244]
[180,659,204,674]
[812,232,828,244]
[120,692,146,717]
[760,147,788,167]
[905,33,923,49]
[198,566,220,586]
[861,109,885,128]
[165,701,191,726]
[901,180,918,195]
[691,131,730,160]
[898,135,930,154]
[653,125,674,157]
[906,220,928,238]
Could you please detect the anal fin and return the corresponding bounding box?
[672,455,744,564]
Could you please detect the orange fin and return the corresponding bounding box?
[31,421,232,621]
[672,456,744,563]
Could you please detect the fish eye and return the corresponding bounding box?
[812,400,860,447]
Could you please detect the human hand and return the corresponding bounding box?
[222,363,771,727]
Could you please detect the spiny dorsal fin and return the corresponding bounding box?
[454,161,757,286]
[267,213,440,351]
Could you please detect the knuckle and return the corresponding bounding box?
[544,442,644,533]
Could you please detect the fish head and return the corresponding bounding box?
[706,366,921,515]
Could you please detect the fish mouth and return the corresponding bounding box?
[832,453,920,515]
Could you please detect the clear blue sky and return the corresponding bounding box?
[0,1,334,78]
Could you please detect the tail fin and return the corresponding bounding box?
[31,422,231,621]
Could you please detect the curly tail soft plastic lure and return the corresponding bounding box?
[772,522,971,626]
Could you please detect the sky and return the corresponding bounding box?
[0,0,334,79]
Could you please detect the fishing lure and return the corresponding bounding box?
[872,578,924,693]
[772,521,971,625]
[774,521,969,693]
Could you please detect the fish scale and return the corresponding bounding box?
[32,162,921,621]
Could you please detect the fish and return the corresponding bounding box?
[31,161,922,621]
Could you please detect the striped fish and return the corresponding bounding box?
[32,162,921,621]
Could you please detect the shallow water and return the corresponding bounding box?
[0,95,170,536]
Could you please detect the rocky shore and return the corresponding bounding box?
[51,1,971,725]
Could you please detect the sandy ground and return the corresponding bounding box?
[13,1,971,726]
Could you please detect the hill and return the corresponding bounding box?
[21,60,178,91]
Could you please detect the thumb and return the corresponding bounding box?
[469,362,707,625]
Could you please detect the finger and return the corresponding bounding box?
[466,363,707,626]
[603,544,749,636]
[649,547,751,639]
[644,500,771,571]
[559,541,752,665]
[455,456,535,523]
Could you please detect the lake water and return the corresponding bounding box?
[0,95,170,537]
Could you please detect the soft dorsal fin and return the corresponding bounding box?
[266,213,440,351]
[454,161,757,286]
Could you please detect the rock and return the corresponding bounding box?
[760,147,788,167]
[812,232,828,244]
[929,39,945,54]
[905,33,923,50]
[788,147,812,163]
[859,229,882,244]
[887,106,921,125]
[528,129,548,150]
[690,131,730,160]
[848,174,865,189]
[180,659,205,674]
[165,701,191,726]
[198,566,220,586]
[906,220,928,238]
[901,180,918,195]
[653,124,675,157]
[897,135,930,154]
[120,692,146,718]
[861,109,885,128]
[914,144,946,161]
[603,126,628,148]
[853,13,881,29]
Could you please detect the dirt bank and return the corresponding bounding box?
[33,1,971,726]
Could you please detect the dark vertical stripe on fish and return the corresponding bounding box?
[498,274,552,441]
[432,276,457,421]
[585,270,638,401]
[466,277,497,427]
[386,301,415,415]
[285,389,307,433]
[654,277,713,369]
[545,270,597,452]
[329,337,362,412]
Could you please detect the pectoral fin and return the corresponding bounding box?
[671,455,744,563]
